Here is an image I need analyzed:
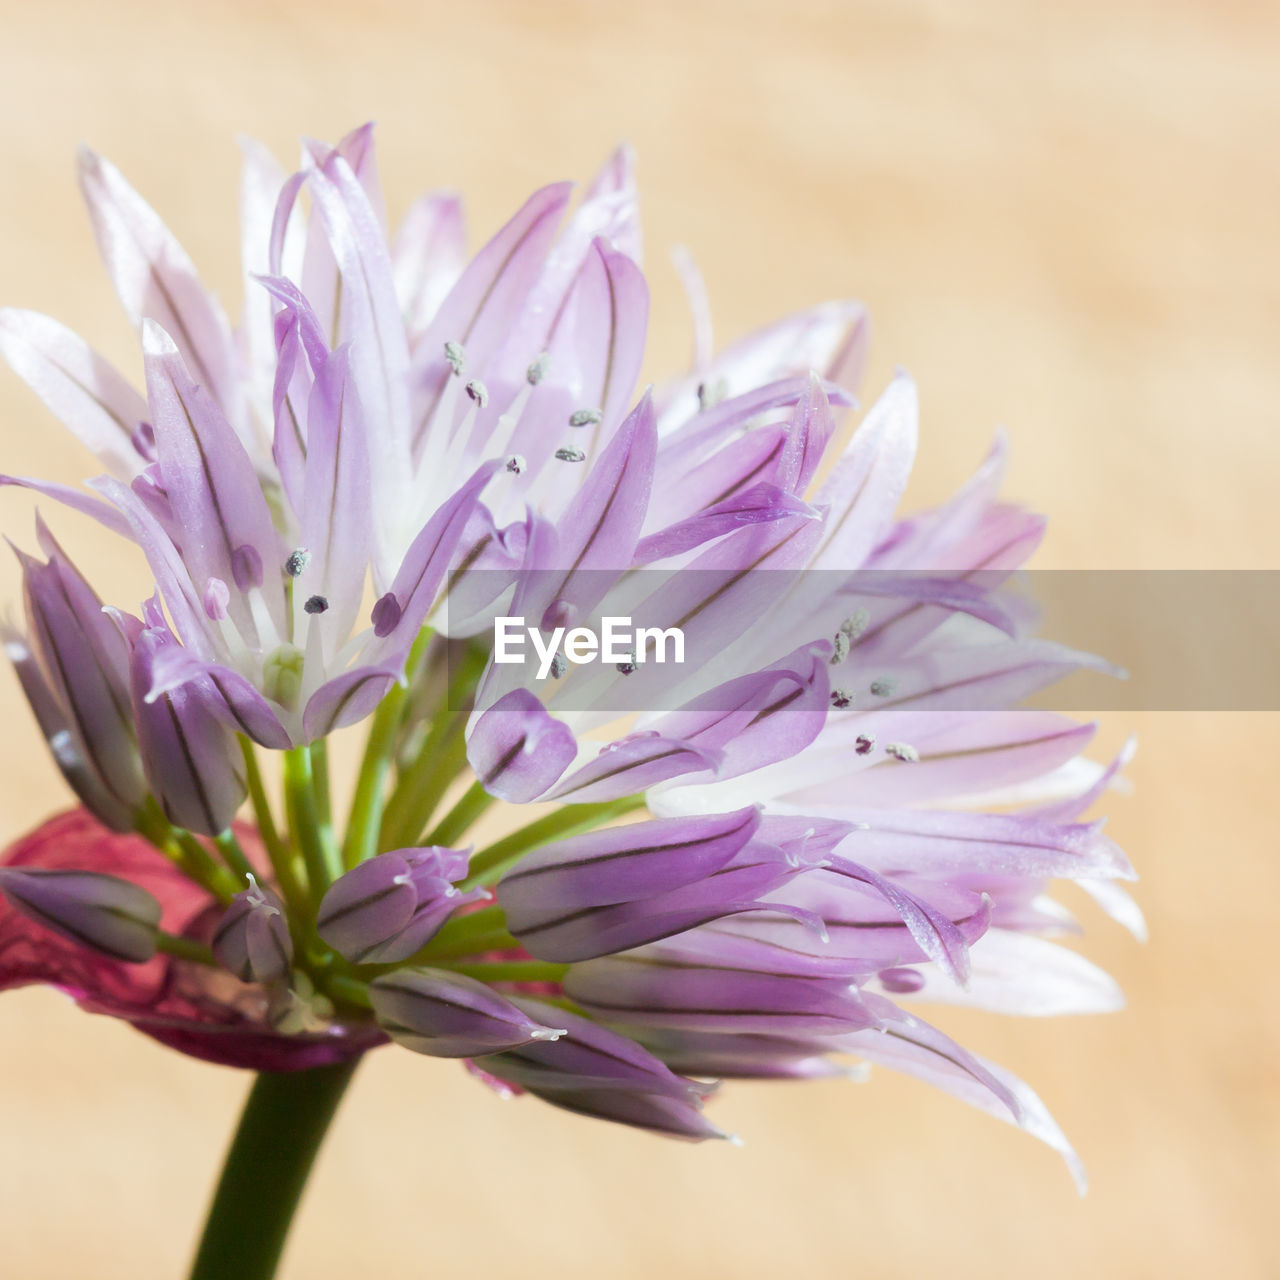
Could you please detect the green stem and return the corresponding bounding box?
[344,629,432,868]
[241,739,288,865]
[188,1060,359,1280]
[135,803,235,901]
[462,795,647,889]
[283,747,340,897]
[378,642,487,850]
[310,740,334,833]
[379,714,468,849]
[212,831,254,886]
[439,959,569,983]
[417,905,517,961]
[156,931,216,965]
[424,778,495,848]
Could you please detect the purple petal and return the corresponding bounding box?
[0,475,134,539]
[301,665,400,743]
[77,148,246,440]
[564,947,877,1035]
[545,735,722,804]
[634,482,814,564]
[0,867,160,963]
[544,237,648,432]
[362,460,499,664]
[299,343,372,640]
[130,625,246,836]
[370,967,565,1058]
[392,191,466,339]
[0,308,150,478]
[774,373,835,495]
[143,322,283,636]
[534,391,657,627]
[466,688,577,803]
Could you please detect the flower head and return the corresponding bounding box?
[0,124,1137,1187]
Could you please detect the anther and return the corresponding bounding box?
[555,447,586,463]
[203,578,231,622]
[231,544,264,592]
[371,592,401,638]
[830,631,851,665]
[697,378,728,411]
[830,688,854,709]
[569,408,603,427]
[549,653,568,679]
[444,340,466,375]
[854,733,875,756]
[841,608,871,641]
[285,548,311,578]
[304,595,330,616]
[505,454,526,475]
[884,741,919,763]
[526,353,550,386]
[465,380,488,407]
[869,676,897,698]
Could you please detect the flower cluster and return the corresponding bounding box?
[0,125,1139,1183]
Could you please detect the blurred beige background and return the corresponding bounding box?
[1,1,1277,1277]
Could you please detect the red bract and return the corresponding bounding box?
[0,808,384,1070]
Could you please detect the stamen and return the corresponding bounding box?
[854,733,875,756]
[615,654,637,676]
[530,1026,568,1041]
[526,353,550,386]
[304,595,330,616]
[878,966,926,994]
[203,577,230,622]
[371,592,401,638]
[443,340,466,376]
[697,378,728,411]
[285,548,311,578]
[840,608,870,641]
[130,420,157,462]
[246,586,282,656]
[505,454,526,475]
[869,676,897,698]
[465,380,489,407]
[884,741,919,763]
[231,544,264,591]
[555,447,586,463]
[549,653,568,679]
[829,631,850,665]
[830,688,854,709]
[568,408,603,428]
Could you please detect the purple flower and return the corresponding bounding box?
[317,847,487,964]
[212,876,294,983]
[0,124,1137,1187]
[0,865,161,963]
[369,967,565,1058]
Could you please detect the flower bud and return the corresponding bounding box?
[0,866,161,962]
[8,524,147,831]
[369,967,566,1058]
[211,875,293,983]
[129,610,247,836]
[484,999,731,1141]
[317,846,486,965]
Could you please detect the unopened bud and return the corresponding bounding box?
[317,847,486,965]
[211,875,293,983]
[0,867,160,963]
[370,967,566,1058]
